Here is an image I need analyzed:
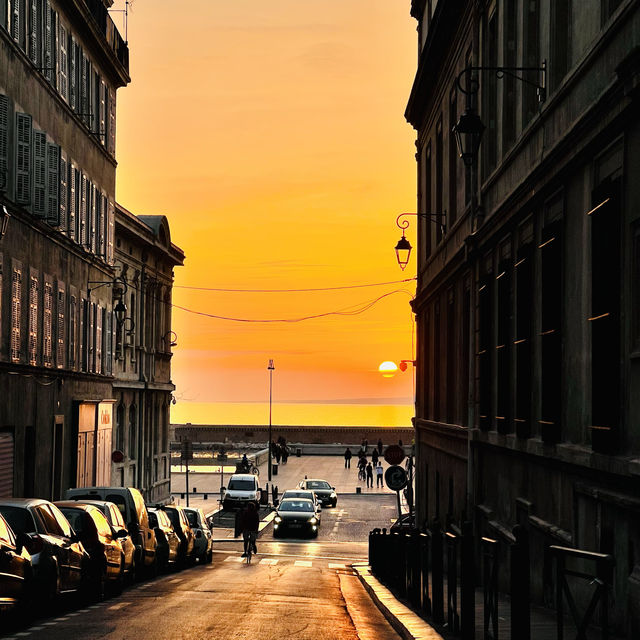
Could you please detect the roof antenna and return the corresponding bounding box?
[108,0,133,44]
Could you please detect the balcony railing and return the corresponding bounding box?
[84,0,130,72]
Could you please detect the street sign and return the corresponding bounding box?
[181,440,193,461]
[384,444,405,466]
[385,465,408,491]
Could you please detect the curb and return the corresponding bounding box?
[352,563,444,640]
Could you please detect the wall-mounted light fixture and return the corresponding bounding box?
[0,205,10,239]
[163,330,178,349]
[394,212,447,270]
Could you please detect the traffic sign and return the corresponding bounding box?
[385,465,408,491]
[384,444,405,466]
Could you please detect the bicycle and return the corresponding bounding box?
[358,467,366,481]
[243,530,257,564]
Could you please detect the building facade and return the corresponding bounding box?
[112,205,184,504]
[407,0,640,630]
[0,0,129,499]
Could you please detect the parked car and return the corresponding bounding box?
[61,499,136,584]
[148,507,180,571]
[183,507,213,564]
[273,499,319,538]
[297,479,337,507]
[160,506,195,567]
[280,490,322,523]
[55,502,126,598]
[0,513,32,613]
[64,487,157,578]
[0,499,89,603]
[222,474,261,510]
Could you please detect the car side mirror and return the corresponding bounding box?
[332,487,336,491]
[220,486,226,492]
[116,528,129,539]
[15,531,29,555]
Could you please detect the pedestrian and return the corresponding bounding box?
[366,462,374,488]
[275,444,282,464]
[398,439,403,447]
[377,439,383,455]
[281,445,289,464]
[360,439,367,456]
[344,447,352,469]
[371,448,379,465]
[376,462,384,488]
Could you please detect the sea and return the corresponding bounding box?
[170,400,414,428]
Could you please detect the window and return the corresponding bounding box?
[478,259,494,430]
[43,280,53,367]
[129,405,137,458]
[58,151,67,232]
[435,118,443,244]
[433,301,441,421]
[32,129,47,217]
[11,263,22,363]
[35,504,64,536]
[0,95,9,191]
[540,196,563,443]
[502,0,518,151]
[68,293,76,368]
[28,272,38,366]
[56,285,64,368]
[96,305,103,374]
[445,290,456,424]
[496,243,512,434]
[423,143,432,259]
[482,5,499,176]
[69,163,78,241]
[551,0,572,90]
[27,0,42,67]
[49,504,73,538]
[46,142,60,225]
[15,112,32,205]
[43,0,55,86]
[79,173,87,247]
[523,0,540,127]
[58,22,68,102]
[448,89,458,227]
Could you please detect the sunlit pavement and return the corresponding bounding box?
[2,494,404,640]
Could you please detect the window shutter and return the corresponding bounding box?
[68,293,76,368]
[11,0,20,43]
[79,172,87,246]
[99,80,106,145]
[44,1,55,85]
[45,142,59,225]
[32,129,47,217]
[68,162,77,240]
[43,280,53,367]
[81,53,88,125]
[91,182,98,253]
[15,112,32,205]
[96,305,102,374]
[11,265,22,363]
[107,199,115,264]
[58,150,67,230]
[107,87,116,155]
[105,308,112,374]
[28,0,39,66]
[0,94,9,191]
[28,273,38,366]
[96,189,104,256]
[58,23,68,102]
[56,284,65,368]
[69,36,77,110]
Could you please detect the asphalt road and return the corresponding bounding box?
[2,495,401,640]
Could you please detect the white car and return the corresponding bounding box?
[222,474,261,510]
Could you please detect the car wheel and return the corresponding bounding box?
[206,550,213,564]
[332,500,337,508]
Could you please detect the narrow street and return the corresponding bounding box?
[2,495,403,640]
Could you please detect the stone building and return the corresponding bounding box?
[406,0,639,629]
[112,204,184,504]
[0,0,129,499]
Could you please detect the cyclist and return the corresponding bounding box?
[357,455,367,481]
[240,502,259,558]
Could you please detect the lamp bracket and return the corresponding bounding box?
[396,212,447,235]
[455,61,547,102]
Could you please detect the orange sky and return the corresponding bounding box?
[112,0,418,426]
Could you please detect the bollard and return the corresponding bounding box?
[204,493,208,500]
[193,487,197,493]
[431,519,445,624]
[511,525,530,640]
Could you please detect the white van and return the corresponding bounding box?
[222,474,261,510]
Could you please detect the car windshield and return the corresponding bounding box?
[307,481,331,490]
[228,480,255,491]
[0,506,36,534]
[149,512,158,527]
[60,509,85,534]
[185,511,199,527]
[279,500,314,513]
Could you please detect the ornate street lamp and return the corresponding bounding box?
[394,212,447,270]
[452,108,485,167]
[0,205,10,239]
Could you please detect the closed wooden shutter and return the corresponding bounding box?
[28,273,38,366]
[56,284,65,368]
[43,279,53,367]
[69,293,76,368]
[10,0,20,43]
[99,80,106,145]
[46,142,59,225]
[96,305,102,374]
[107,200,114,264]
[11,263,22,363]
[32,129,47,217]
[58,150,67,231]
[15,112,32,205]
[58,22,68,102]
[81,53,89,125]
[0,432,14,499]
[79,172,87,246]
[28,0,39,66]
[69,37,77,110]
[89,182,97,253]
[0,94,9,191]
[108,87,116,155]
[44,1,54,85]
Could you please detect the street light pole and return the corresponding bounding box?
[268,359,275,481]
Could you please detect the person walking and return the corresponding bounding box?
[275,444,282,464]
[366,462,374,488]
[281,445,289,464]
[377,439,383,455]
[376,462,384,488]
[371,448,379,465]
[344,447,352,469]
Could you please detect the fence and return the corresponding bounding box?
[368,523,614,639]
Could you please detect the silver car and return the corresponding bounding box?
[182,507,213,564]
[0,498,89,602]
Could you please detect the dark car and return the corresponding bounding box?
[64,487,157,578]
[56,502,126,598]
[62,499,136,584]
[148,507,180,571]
[0,499,89,603]
[160,506,195,567]
[273,499,319,538]
[297,479,337,507]
[0,513,32,613]
[183,507,213,564]
[280,490,322,523]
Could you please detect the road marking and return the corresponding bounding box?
[55,616,71,621]
[41,622,57,626]
[16,632,31,637]
[108,602,129,610]
[328,563,346,569]
[259,558,278,565]
[294,560,313,567]
[258,511,277,532]
[224,556,244,562]
[168,578,182,583]
[28,627,44,631]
